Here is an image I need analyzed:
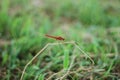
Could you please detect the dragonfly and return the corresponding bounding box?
[45,34,65,41]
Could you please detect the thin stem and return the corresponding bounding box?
[20,41,94,80]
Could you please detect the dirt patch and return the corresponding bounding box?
[0,39,10,47]
[112,63,120,78]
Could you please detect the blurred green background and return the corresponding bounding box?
[0,0,120,80]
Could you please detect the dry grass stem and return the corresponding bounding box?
[20,41,94,80]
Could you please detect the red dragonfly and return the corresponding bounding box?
[45,34,65,41]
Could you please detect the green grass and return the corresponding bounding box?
[63,49,70,70]
[0,0,120,80]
